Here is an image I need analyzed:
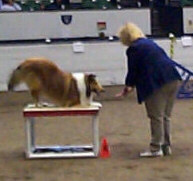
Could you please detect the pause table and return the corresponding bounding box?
[23,104,101,159]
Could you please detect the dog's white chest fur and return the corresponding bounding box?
[72,73,92,106]
[72,73,102,108]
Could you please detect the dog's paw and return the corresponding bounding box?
[27,102,54,108]
[90,102,102,108]
[41,102,55,107]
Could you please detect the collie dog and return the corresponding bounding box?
[8,58,104,107]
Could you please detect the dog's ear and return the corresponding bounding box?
[87,74,96,83]
[85,74,96,97]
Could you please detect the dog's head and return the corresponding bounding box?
[85,74,105,97]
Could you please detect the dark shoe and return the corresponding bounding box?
[162,145,172,156]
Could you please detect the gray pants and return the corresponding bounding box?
[144,80,179,151]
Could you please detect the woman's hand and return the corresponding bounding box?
[115,86,133,98]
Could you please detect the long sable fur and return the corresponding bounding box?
[8,58,80,107]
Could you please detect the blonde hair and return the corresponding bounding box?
[118,23,145,46]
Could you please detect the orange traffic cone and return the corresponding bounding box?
[99,137,111,158]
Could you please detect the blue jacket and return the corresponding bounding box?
[125,38,181,104]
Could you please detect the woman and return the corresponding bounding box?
[1,0,21,11]
[116,23,181,157]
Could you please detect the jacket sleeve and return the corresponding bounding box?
[125,47,138,87]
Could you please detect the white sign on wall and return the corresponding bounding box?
[183,8,193,34]
[72,42,85,53]
[181,36,193,47]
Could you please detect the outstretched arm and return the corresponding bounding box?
[115,86,134,98]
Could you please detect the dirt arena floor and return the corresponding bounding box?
[0,86,193,181]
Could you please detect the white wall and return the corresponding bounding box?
[183,7,193,34]
[0,41,127,91]
[0,39,193,92]
[0,9,151,41]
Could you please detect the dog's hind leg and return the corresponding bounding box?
[26,74,42,107]
[30,89,40,107]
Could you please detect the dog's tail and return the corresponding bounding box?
[8,65,23,91]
